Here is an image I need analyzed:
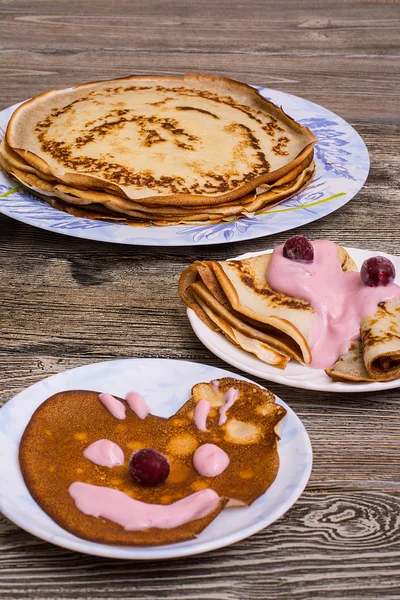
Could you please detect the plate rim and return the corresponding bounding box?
[187,247,400,393]
[0,86,369,246]
[0,357,313,560]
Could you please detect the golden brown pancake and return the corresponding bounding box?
[326,299,400,382]
[1,73,316,226]
[179,248,358,367]
[170,379,287,505]
[19,378,286,546]
[6,74,316,203]
[0,141,315,226]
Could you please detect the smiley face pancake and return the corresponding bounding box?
[19,378,286,546]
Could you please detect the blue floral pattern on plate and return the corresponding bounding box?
[0,358,312,560]
[0,88,369,246]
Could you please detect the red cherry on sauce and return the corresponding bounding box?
[360,256,396,287]
[129,449,170,487]
[282,235,314,263]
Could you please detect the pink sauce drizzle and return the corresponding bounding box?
[126,391,151,419]
[193,444,230,477]
[68,482,220,530]
[194,399,210,431]
[83,439,124,468]
[267,240,400,369]
[98,393,126,420]
[212,380,220,392]
[218,387,239,425]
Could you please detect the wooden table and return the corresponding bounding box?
[1,1,399,598]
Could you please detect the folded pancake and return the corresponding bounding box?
[6,73,316,206]
[19,379,286,546]
[192,291,290,368]
[179,247,357,368]
[179,247,357,366]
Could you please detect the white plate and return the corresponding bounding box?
[188,248,400,393]
[0,86,369,246]
[0,358,312,560]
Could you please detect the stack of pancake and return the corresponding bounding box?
[0,74,316,226]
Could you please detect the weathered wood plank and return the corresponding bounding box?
[1,491,399,599]
[0,0,399,598]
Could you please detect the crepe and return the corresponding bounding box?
[192,290,290,369]
[327,299,400,382]
[1,136,315,225]
[19,379,286,546]
[179,247,356,366]
[362,299,400,381]
[6,74,316,202]
[179,247,358,368]
[1,73,317,225]
[324,340,373,382]
[0,143,315,225]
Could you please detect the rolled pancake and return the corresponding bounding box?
[19,379,286,546]
[6,73,316,205]
[326,299,400,382]
[361,298,400,381]
[325,340,374,382]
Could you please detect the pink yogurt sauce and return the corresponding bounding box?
[126,391,151,419]
[68,482,220,531]
[267,240,400,369]
[83,439,124,468]
[218,387,239,425]
[98,393,126,420]
[193,444,230,477]
[194,399,211,431]
[211,380,220,392]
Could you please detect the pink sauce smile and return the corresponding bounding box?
[267,240,400,369]
[194,399,211,431]
[193,444,230,477]
[68,482,220,530]
[126,391,151,419]
[83,439,124,468]
[218,387,239,425]
[98,393,126,420]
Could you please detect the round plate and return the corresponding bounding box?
[188,248,400,393]
[0,87,369,246]
[0,358,312,560]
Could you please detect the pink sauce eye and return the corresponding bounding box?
[282,235,314,263]
[129,449,170,487]
[360,256,396,287]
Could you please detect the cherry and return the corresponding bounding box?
[360,256,396,287]
[129,449,170,487]
[282,235,314,263]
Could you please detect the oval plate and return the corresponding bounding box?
[0,87,369,246]
[0,358,312,560]
[188,248,400,393]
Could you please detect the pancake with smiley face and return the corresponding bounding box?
[19,378,286,546]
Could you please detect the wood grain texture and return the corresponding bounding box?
[0,0,399,598]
